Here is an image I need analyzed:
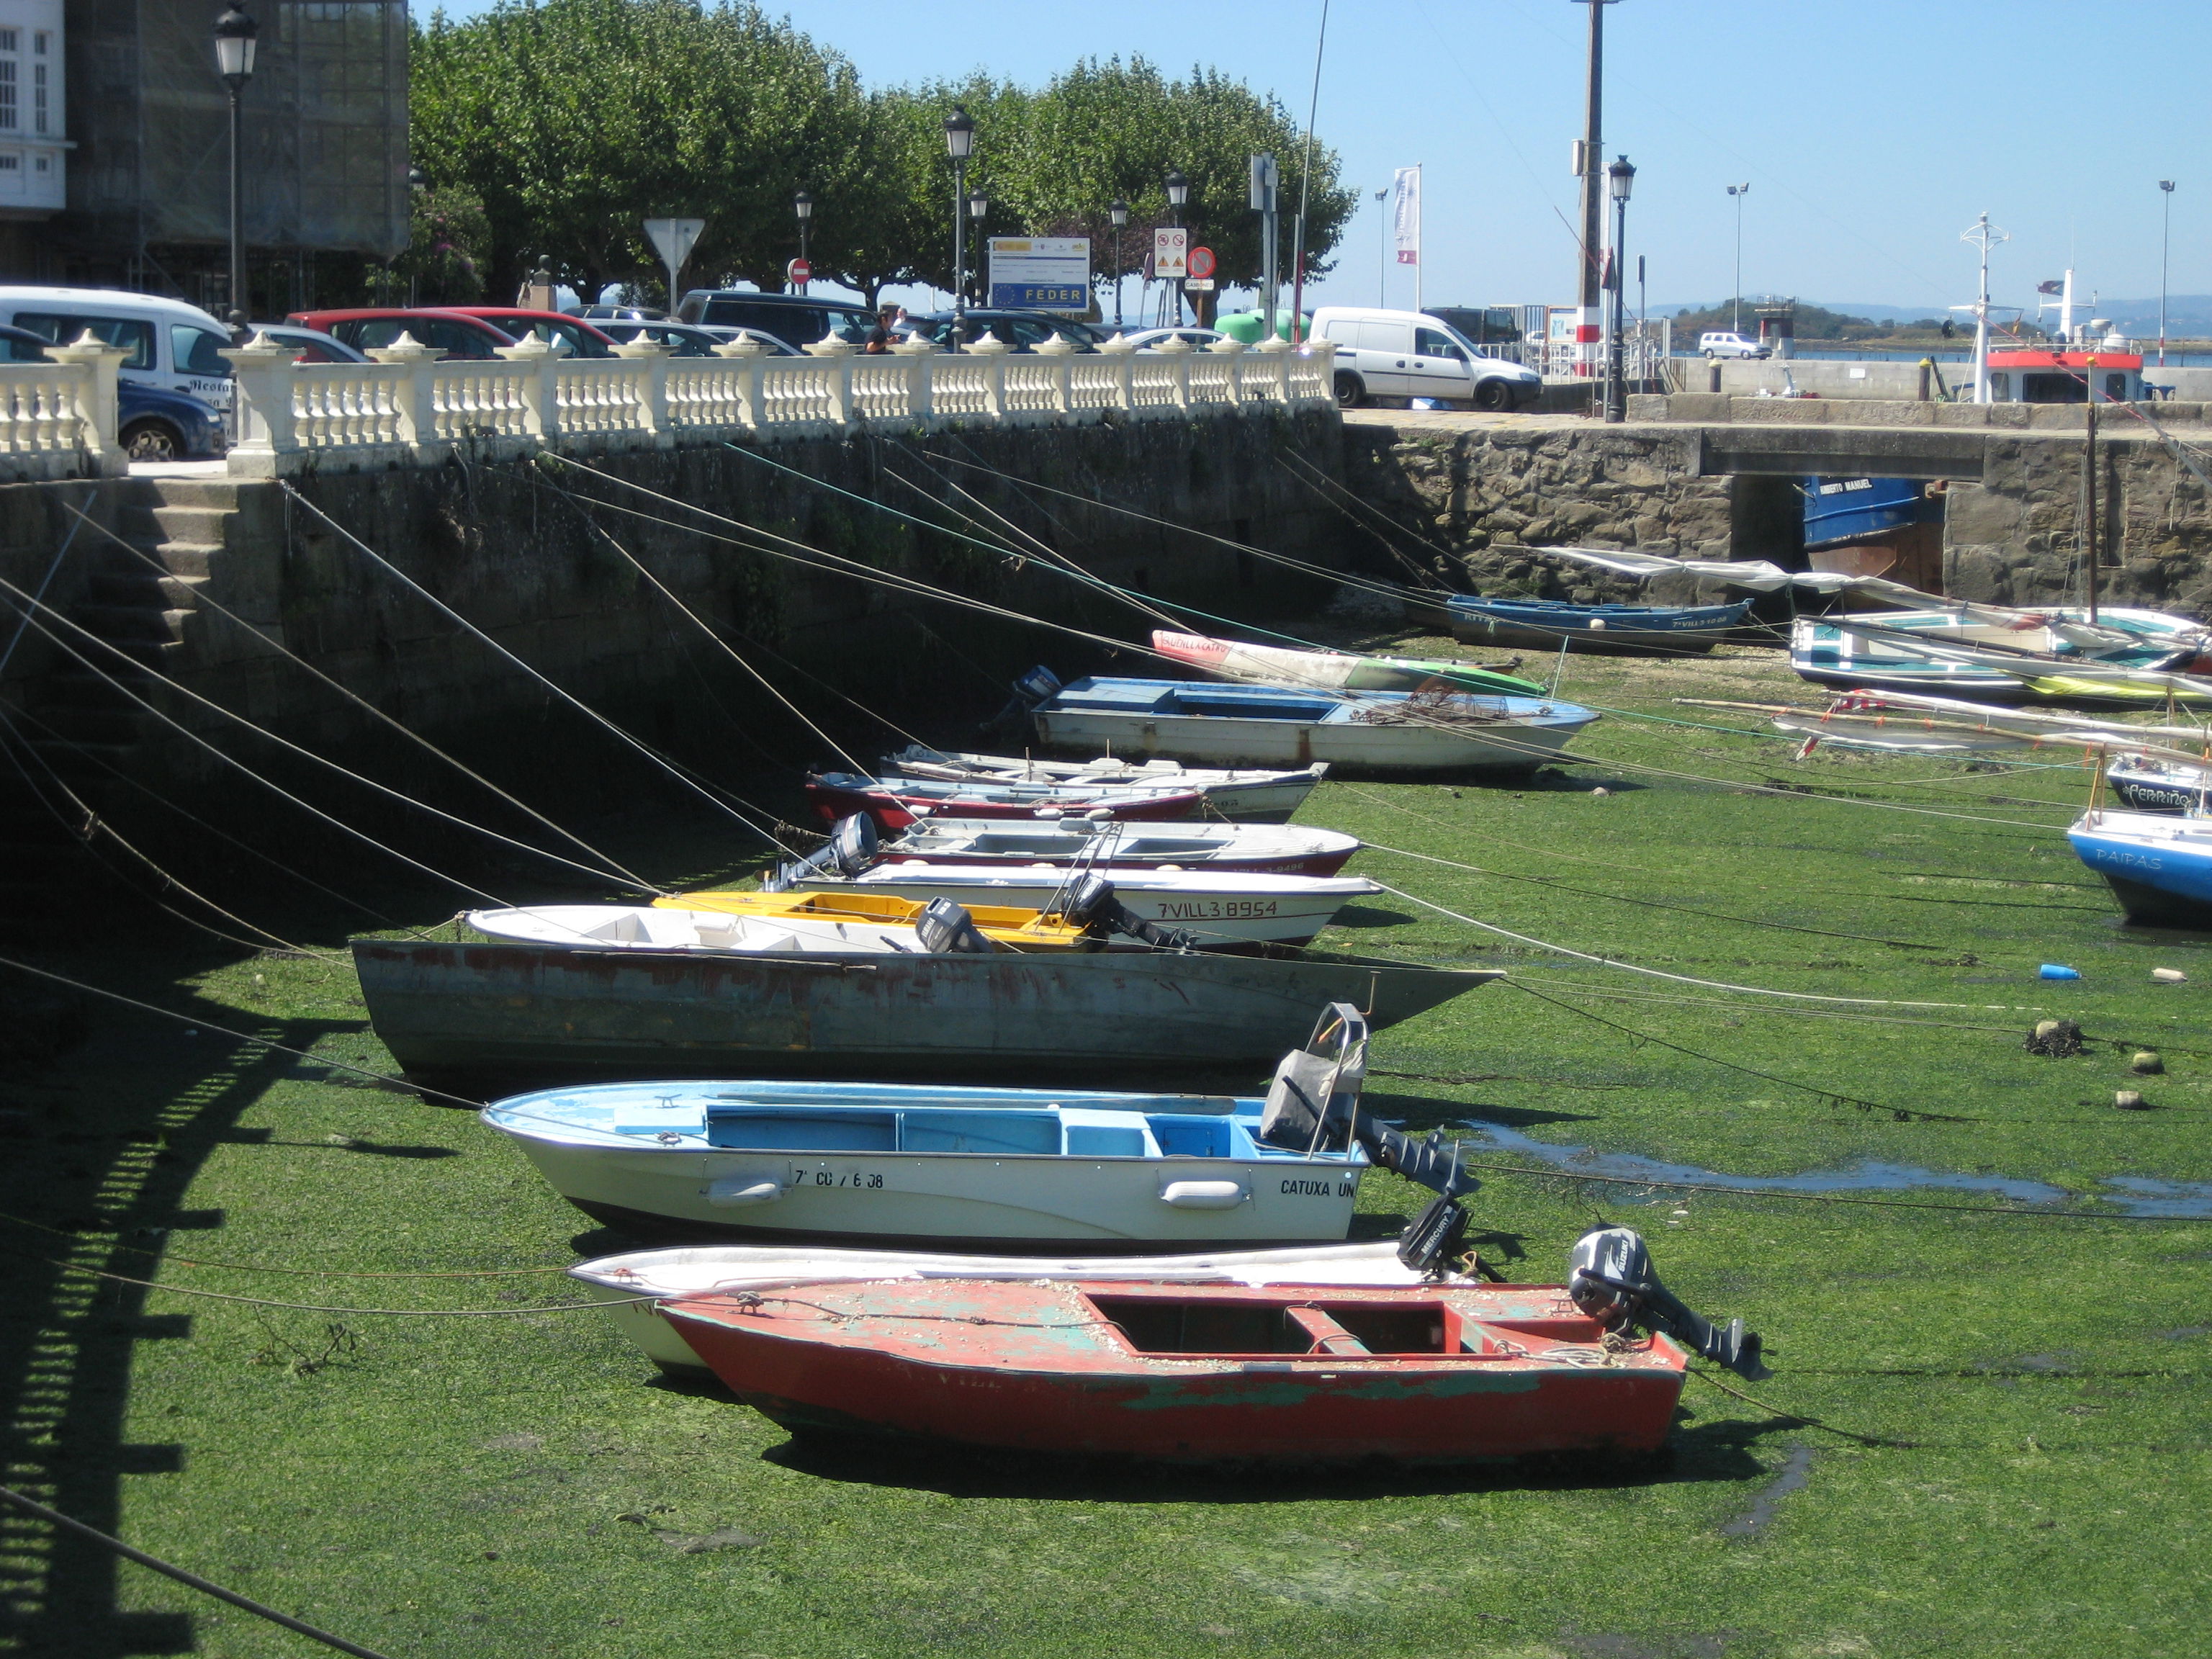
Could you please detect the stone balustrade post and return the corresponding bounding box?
[712,336,771,432]
[215,331,302,477]
[1035,335,1076,415]
[365,331,441,455]
[1153,336,1193,414]
[967,336,1012,422]
[495,337,559,444]
[611,338,675,441]
[1097,335,1137,415]
[1208,336,1248,406]
[1250,336,1292,405]
[804,337,857,431]
[892,336,937,421]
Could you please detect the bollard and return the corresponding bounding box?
[1917,359,1932,402]
[1707,361,1722,394]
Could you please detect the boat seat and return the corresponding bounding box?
[1283,1305,1371,1357]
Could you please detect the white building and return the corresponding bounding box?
[0,0,64,217]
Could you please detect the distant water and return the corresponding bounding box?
[1673,346,2212,368]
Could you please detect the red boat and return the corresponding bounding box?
[661,1278,1689,1465]
[806,773,1203,832]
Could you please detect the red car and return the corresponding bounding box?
[286,308,520,361]
[437,307,619,359]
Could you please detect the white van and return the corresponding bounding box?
[1310,307,1542,411]
[0,287,237,410]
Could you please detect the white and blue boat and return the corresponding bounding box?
[1016,670,1596,773]
[2068,807,2212,927]
[1446,595,1753,655]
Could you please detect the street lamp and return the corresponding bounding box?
[405,166,426,305]
[212,4,258,328]
[967,189,989,308]
[793,190,813,293]
[2160,179,2177,368]
[1726,182,1749,336]
[1164,169,1189,325]
[1109,199,1128,328]
[943,107,974,346]
[1606,154,1636,423]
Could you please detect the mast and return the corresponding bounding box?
[1961,212,2007,404]
[2084,353,2100,626]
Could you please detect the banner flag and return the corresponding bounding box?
[1392,167,1421,266]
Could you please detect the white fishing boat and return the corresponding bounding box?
[884,745,1326,823]
[483,1079,1367,1249]
[878,816,1363,876]
[1019,671,1597,773]
[570,1240,1480,1375]
[464,896,1089,954]
[781,863,1383,950]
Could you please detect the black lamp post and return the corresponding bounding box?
[1726,181,1748,336]
[405,166,426,305]
[1164,169,1189,325]
[212,4,258,328]
[1606,154,1635,423]
[793,190,814,292]
[943,107,974,346]
[1109,199,1128,329]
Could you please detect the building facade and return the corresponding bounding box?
[0,0,68,223]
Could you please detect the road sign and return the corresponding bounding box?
[1187,246,1217,280]
[644,216,706,311]
[786,256,813,287]
[987,236,1091,312]
[1153,228,1188,281]
[1184,278,1216,292]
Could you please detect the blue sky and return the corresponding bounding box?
[442,0,2208,320]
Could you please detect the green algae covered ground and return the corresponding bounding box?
[4,642,2209,1659]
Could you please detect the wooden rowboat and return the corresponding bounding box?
[873,817,1362,877]
[660,1278,1689,1464]
[1447,595,1753,655]
[1151,629,1545,697]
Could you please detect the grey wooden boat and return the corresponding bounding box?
[351,939,1496,1095]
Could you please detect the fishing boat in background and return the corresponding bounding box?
[483,1078,1371,1248]
[467,895,1089,955]
[2107,752,2212,813]
[1446,595,1753,655]
[881,747,1326,823]
[805,770,1207,832]
[351,938,1496,1092]
[871,815,1363,877]
[2067,806,2212,927]
[1791,608,2212,704]
[660,1277,1690,1463]
[570,1240,1487,1375]
[1150,629,1544,696]
[1017,670,1597,773]
[1802,475,1946,589]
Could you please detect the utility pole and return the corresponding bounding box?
[2159,180,2176,369]
[1727,184,1749,334]
[1573,0,1617,377]
[1251,154,1280,342]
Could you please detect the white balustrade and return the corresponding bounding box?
[216,328,1336,476]
[0,335,129,478]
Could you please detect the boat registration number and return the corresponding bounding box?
[1156,899,1279,920]
[789,1164,886,1190]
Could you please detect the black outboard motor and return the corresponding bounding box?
[914,898,999,954]
[986,665,1064,733]
[1058,873,1197,952]
[1567,1226,1771,1380]
[763,814,878,894]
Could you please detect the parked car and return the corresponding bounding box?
[1115,327,1226,350]
[245,323,369,364]
[0,323,225,460]
[899,310,1107,352]
[287,308,520,361]
[567,303,665,323]
[595,320,745,356]
[0,285,238,411]
[674,289,875,351]
[1308,307,1542,410]
[441,307,619,359]
[1699,331,1768,359]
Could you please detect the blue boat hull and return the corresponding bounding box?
[1446,598,1753,655]
[2068,824,2212,927]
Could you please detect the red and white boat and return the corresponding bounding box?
[661,1277,1691,1465]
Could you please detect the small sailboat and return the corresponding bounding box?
[1791,608,2212,704]
[1150,629,1544,696]
[805,770,1208,832]
[873,816,1362,876]
[465,894,1092,954]
[2068,806,2212,927]
[880,746,1326,824]
[2106,752,2212,814]
[1017,670,1597,773]
[570,1241,1486,1375]
[655,1228,1766,1462]
[1446,595,1753,655]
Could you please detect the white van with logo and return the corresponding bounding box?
[0,287,237,410]
[1310,307,1542,411]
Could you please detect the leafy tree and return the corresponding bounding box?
[395,185,490,305]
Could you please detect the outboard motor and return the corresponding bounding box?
[986,666,1064,732]
[1567,1226,1771,1380]
[1058,873,1196,952]
[914,898,999,955]
[827,813,878,877]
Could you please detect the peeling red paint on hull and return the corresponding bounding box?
[663,1280,1685,1464]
